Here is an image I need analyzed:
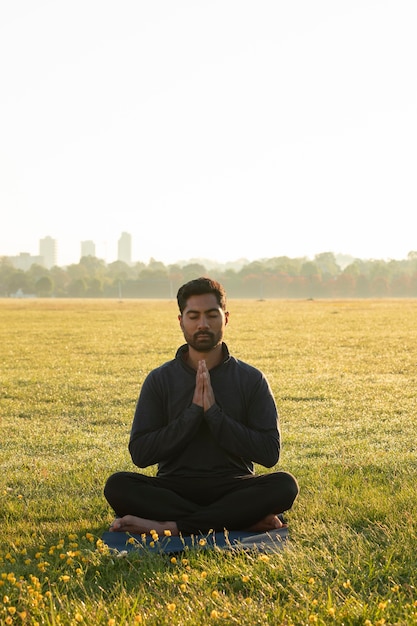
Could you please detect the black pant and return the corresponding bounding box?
[104,471,299,534]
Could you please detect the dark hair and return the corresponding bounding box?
[176,277,227,314]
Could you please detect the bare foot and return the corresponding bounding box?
[109,515,179,536]
[246,513,286,533]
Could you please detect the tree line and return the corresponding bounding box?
[1,251,417,299]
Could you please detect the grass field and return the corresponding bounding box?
[1,298,417,625]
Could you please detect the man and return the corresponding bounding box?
[104,277,298,536]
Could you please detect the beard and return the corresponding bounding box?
[184,330,222,353]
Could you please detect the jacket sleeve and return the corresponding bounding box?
[128,372,204,468]
[204,373,280,468]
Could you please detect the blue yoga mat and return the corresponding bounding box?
[102,527,288,554]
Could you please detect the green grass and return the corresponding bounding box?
[1,298,417,625]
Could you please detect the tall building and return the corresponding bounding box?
[118,232,132,264]
[39,236,57,269]
[81,240,96,258]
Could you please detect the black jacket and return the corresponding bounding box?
[129,343,280,477]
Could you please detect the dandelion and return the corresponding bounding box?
[211,590,219,599]
[85,533,94,542]
[170,557,177,564]
[199,538,207,546]
[74,612,83,622]
[127,537,136,544]
[3,595,10,603]
[149,541,155,548]
[7,607,17,615]
[108,619,116,626]
[328,607,336,617]
[167,603,176,612]
[343,579,352,589]
[164,529,172,537]
[378,601,388,610]
[182,558,189,565]
[201,571,208,579]
[258,554,269,563]
[244,598,253,605]
[60,575,71,583]
[181,574,189,583]
[242,575,250,583]
[210,610,219,619]
[5,617,13,625]
[134,616,142,623]
[180,584,187,592]
[308,615,318,624]
[308,577,315,585]
[391,584,400,593]
[18,611,27,620]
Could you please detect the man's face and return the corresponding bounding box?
[179,293,229,353]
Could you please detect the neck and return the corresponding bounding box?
[186,343,224,370]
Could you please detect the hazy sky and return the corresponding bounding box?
[1,1,416,267]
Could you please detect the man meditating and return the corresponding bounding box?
[104,277,298,536]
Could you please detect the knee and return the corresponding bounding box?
[273,471,299,508]
[104,471,128,503]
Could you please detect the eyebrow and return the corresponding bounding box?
[184,307,221,315]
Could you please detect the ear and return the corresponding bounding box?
[178,314,183,328]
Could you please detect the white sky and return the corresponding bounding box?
[1,1,416,267]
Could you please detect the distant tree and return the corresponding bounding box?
[35,276,54,297]
[86,277,103,297]
[7,270,32,295]
[181,263,207,282]
[314,252,340,278]
[0,258,15,296]
[301,261,320,278]
[49,266,69,296]
[67,278,87,297]
[79,256,107,277]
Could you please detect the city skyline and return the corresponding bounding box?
[3,231,416,272]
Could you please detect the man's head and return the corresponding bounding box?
[176,277,227,314]
[177,277,228,353]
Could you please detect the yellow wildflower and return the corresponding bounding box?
[164,529,172,536]
[60,575,71,583]
[210,610,219,619]
[170,557,177,564]
[199,538,207,546]
[242,575,250,583]
[167,603,176,612]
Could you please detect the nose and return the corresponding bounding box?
[197,315,210,329]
